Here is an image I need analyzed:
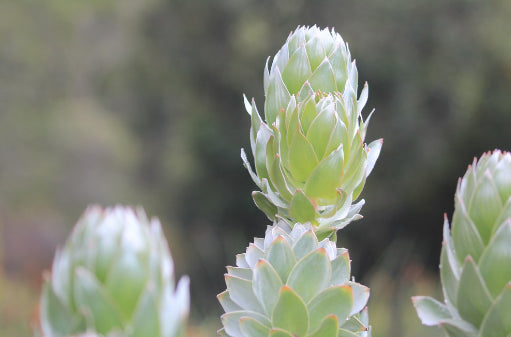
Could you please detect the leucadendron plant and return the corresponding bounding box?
[413,150,511,337]
[219,26,380,337]
[242,25,382,232]
[37,206,189,337]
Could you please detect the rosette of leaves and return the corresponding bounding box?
[242,25,381,230]
[413,150,511,337]
[38,206,189,337]
[217,220,371,337]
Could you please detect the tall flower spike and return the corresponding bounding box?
[413,150,511,337]
[242,26,381,231]
[38,206,190,337]
[218,220,371,337]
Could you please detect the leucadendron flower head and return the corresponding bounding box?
[218,220,371,337]
[38,206,189,337]
[413,150,511,337]
[263,25,358,125]
[242,26,381,233]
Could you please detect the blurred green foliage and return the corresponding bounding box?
[1,0,510,336]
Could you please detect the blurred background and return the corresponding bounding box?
[1,0,510,336]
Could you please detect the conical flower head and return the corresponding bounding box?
[413,150,511,337]
[243,90,381,230]
[217,220,371,337]
[263,25,358,125]
[242,26,381,230]
[38,206,190,337]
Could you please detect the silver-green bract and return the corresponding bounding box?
[218,220,371,337]
[413,150,511,337]
[242,25,382,229]
[38,206,189,337]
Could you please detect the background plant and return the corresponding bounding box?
[38,206,189,337]
[413,150,511,337]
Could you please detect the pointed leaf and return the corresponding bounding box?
[480,284,511,337]
[272,286,309,336]
[412,296,452,326]
[218,291,242,313]
[131,284,160,337]
[309,315,339,337]
[366,139,382,177]
[324,116,348,156]
[41,281,82,336]
[225,275,265,313]
[288,129,318,183]
[253,259,283,316]
[342,133,367,196]
[308,59,337,93]
[478,221,511,298]
[440,243,458,309]
[241,148,261,187]
[265,68,291,125]
[492,155,511,204]
[308,285,353,332]
[304,144,344,202]
[357,82,369,114]
[73,268,123,334]
[456,256,493,327]
[468,171,503,244]
[240,316,271,337]
[452,198,485,263]
[252,192,278,221]
[341,315,367,332]
[254,123,273,181]
[299,95,319,134]
[331,250,351,285]
[245,243,265,269]
[266,142,292,201]
[329,47,348,91]
[292,230,318,261]
[305,36,326,70]
[347,281,369,315]
[306,105,336,159]
[105,251,147,321]
[287,248,331,302]
[265,236,296,283]
[282,45,313,94]
[289,189,316,224]
[222,311,270,337]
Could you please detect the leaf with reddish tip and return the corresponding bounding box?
[456,256,492,327]
[412,296,452,326]
[289,189,316,224]
[265,236,296,283]
[225,275,264,313]
[309,315,339,337]
[304,144,344,203]
[272,286,309,336]
[282,45,313,94]
[480,283,511,337]
[287,248,331,303]
[240,316,270,337]
[252,192,277,222]
[252,259,283,315]
[308,285,353,333]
